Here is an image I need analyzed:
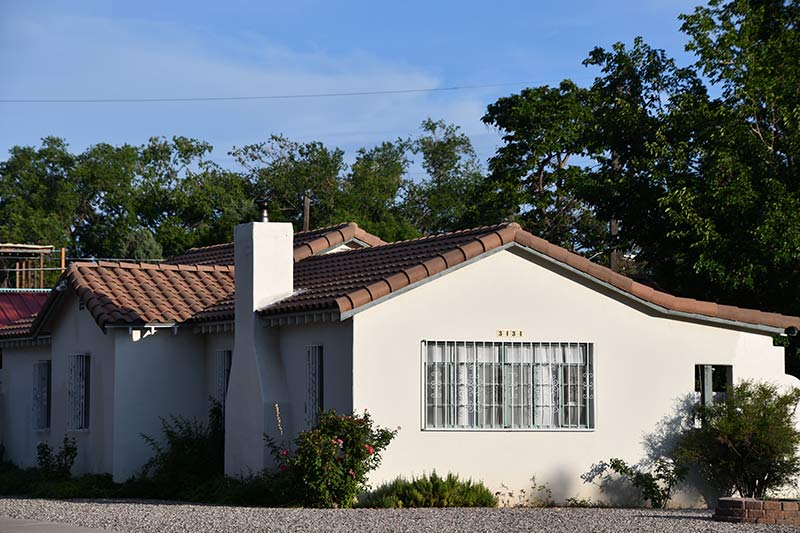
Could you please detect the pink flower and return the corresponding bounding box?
[280,449,289,457]
[279,465,288,472]
[336,438,343,445]
[364,444,374,454]
[348,469,356,478]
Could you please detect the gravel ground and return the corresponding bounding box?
[1,498,798,533]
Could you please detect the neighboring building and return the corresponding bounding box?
[1,219,798,504]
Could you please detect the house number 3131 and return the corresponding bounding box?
[497,329,523,338]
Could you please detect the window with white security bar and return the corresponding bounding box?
[422,341,595,430]
[305,346,323,428]
[32,360,52,430]
[67,354,91,430]
[216,350,232,405]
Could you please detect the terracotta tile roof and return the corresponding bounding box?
[259,222,800,331]
[9,261,236,339]
[0,291,48,327]
[2,221,798,340]
[0,315,37,339]
[164,223,385,266]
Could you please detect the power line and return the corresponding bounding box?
[0,80,560,104]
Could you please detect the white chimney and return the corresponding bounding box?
[226,220,293,475]
[234,221,293,312]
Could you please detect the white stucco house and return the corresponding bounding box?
[1,218,799,504]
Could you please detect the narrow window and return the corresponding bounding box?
[695,364,733,405]
[68,354,91,430]
[216,349,233,405]
[32,360,52,430]
[423,341,594,430]
[306,346,324,428]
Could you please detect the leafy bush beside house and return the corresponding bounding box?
[266,409,397,508]
[583,457,687,508]
[36,436,78,481]
[676,381,800,499]
[136,398,225,499]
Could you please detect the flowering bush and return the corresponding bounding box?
[266,410,397,508]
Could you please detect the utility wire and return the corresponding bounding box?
[0,81,550,104]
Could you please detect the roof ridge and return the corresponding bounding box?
[295,223,514,260]
[167,222,363,260]
[70,260,234,273]
[294,222,352,236]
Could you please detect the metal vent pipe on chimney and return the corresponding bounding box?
[255,198,269,222]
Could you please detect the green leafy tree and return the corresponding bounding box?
[403,119,484,234]
[116,228,163,261]
[230,135,344,230]
[0,137,140,257]
[484,0,800,313]
[336,141,418,241]
[135,136,248,257]
[482,81,604,252]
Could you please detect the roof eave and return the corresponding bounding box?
[334,242,789,336]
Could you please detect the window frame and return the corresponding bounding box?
[305,345,324,428]
[215,349,233,406]
[694,364,733,406]
[420,340,596,432]
[32,359,52,431]
[67,353,91,431]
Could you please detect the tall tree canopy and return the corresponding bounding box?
[482,0,800,315]
[0,119,484,263]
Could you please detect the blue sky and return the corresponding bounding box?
[0,0,699,172]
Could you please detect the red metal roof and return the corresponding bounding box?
[0,291,48,327]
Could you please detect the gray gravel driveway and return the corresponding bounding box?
[1,498,798,532]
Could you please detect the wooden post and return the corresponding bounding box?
[15,261,19,289]
[61,247,66,273]
[303,194,311,232]
[39,252,44,288]
[610,218,619,272]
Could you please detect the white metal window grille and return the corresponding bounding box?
[216,350,233,405]
[32,360,52,430]
[305,346,323,428]
[67,353,91,430]
[423,341,595,430]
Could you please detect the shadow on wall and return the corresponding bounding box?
[582,394,719,508]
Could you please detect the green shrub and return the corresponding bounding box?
[36,436,78,481]
[266,410,397,508]
[30,474,119,500]
[0,461,40,495]
[564,496,611,508]
[359,472,497,508]
[583,457,686,508]
[138,398,225,499]
[676,380,800,499]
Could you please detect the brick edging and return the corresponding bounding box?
[714,497,800,525]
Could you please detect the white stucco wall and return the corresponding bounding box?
[112,327,207,481]
[1,292,116,473]
[2,301,235,481]
[278,321,353,438]
[49,293,115,475]
[351,247,799,504]
[1,344,52,467]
